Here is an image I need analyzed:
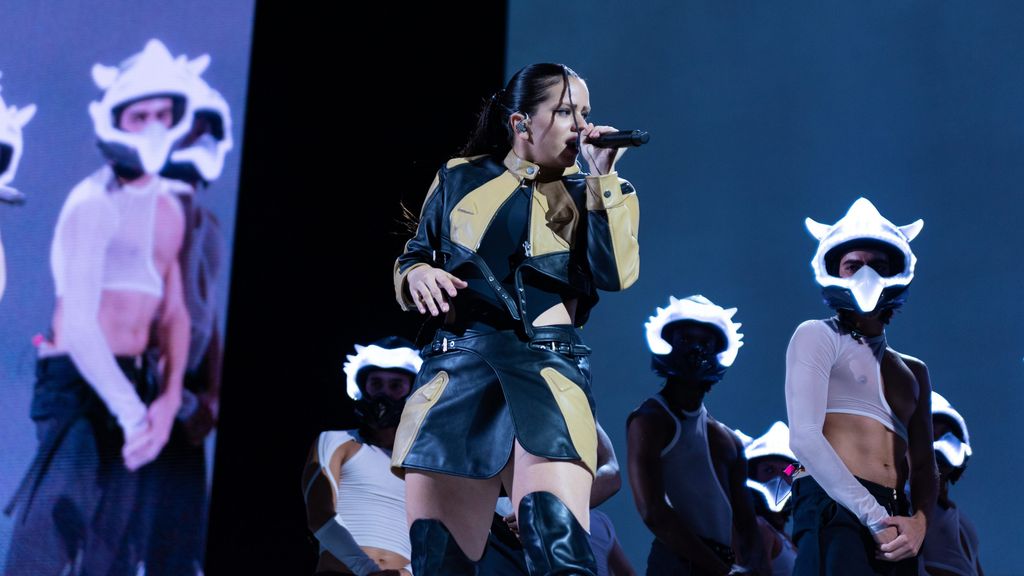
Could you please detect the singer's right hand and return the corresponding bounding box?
[581,124,625,175]
[407,266,466,316]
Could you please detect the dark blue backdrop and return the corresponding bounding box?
[509,3,1022,573]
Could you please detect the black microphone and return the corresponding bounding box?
[586,129,650,148]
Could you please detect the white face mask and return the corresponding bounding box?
[934,431,971,468]
[134,121,172,174]
[846,263,886,313]
[747,476,792,512]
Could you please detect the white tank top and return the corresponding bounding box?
[652,396,733,546]
[769,523,797,576]
[317,430,411,559]
[51,167,179,298]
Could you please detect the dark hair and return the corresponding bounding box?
[459,63,580,157]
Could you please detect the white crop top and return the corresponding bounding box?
[786,318,906,532]
[317,430,411,560]
[51,167,179,299]
[46,167,183,438]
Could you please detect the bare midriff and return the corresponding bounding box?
[823,412,906,489]
[51,290,161,355]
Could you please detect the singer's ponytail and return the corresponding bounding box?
[459,63,579,158]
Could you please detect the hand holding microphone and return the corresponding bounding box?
[580,124,649,175]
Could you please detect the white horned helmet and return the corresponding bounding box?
[0,72,37,203]
[0,72,37,304]
[805,198,923,314]
[931,391,971,480]
[745,421,796,465]
[343,336,423,431]
[160,67,233,184]
[89,39,208,176]
[744,421,797,513]
[343,337,423,401]
[645,295,743,383]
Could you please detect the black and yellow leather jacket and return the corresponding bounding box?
[394,150,639,330]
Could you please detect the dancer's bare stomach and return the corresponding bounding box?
[824,413,906,489]
[51,290,161,355]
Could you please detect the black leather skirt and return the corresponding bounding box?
[391,323,597,479]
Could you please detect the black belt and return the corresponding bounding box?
[527,338,591,357]
[425,332,487,355]
[426,327,590,358]
[449,298,520,332]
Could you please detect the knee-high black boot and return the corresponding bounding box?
[409,518,478,575]
[517,491,597,576]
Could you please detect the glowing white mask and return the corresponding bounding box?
[934,432,971,468]
[805,198,923,313]
[747,477,792,513]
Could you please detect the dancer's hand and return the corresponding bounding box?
[871,525,897,546]
[122,393,179,470]
[876,512,926,561]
